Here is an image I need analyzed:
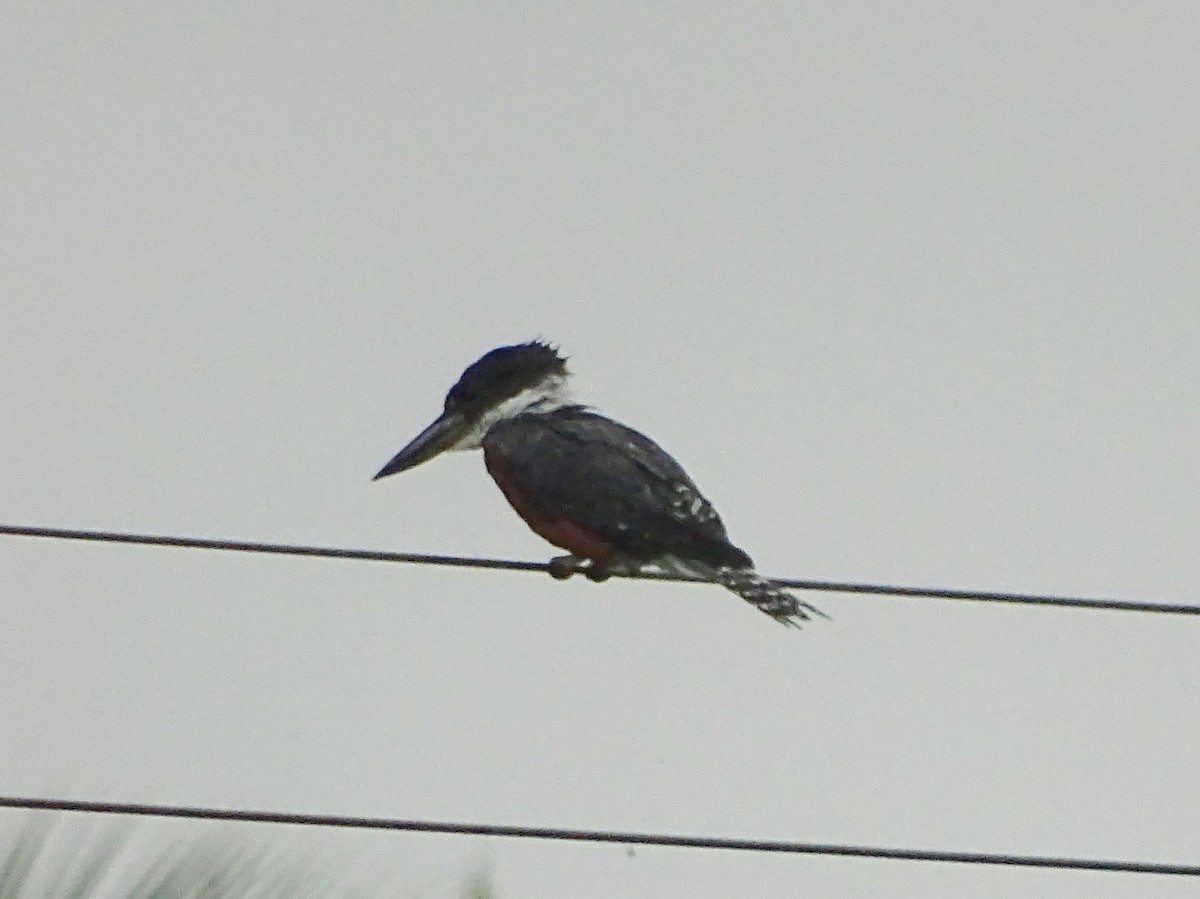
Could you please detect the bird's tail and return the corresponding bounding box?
[717,568,828,627]
[665,559,828,628]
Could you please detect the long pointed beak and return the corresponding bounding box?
[373,410,469,480]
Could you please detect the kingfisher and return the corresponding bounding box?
[374,341,825,627]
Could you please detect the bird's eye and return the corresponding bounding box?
[445,388,473,411]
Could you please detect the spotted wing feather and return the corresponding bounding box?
[483,407,751,569]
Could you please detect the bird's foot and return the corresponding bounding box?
[584,564,612,583]
[548,554,586,580]
[547,555,612,582]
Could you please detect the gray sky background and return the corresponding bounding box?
[2,3,1198,896]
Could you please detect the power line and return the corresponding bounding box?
[1,523,1195,616]
[0,796,1194,877]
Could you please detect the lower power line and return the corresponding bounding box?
[0,796,1195,877]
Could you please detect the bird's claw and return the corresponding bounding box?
[584,565,611,583]
[547,555,580,580]
[548,555,612,582]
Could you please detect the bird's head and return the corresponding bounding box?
[374,341,571,480]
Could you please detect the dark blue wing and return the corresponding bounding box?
[483,407,751,568]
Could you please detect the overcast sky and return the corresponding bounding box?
[2,3,1198,897]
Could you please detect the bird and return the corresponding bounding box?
[373,341,826,627]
